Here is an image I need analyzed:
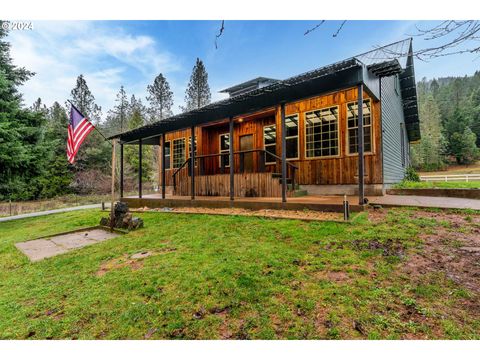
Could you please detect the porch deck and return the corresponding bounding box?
[122,194,366,213]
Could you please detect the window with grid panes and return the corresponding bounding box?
[347,99,372,154]
[305,106,339,158]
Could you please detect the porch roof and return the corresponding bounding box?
[110,39,419,145]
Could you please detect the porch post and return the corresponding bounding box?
[229,116,234,201]
[357,83,365,205]
[138,138,142,199]
[281,102,287,203]
[190,126,195,200]
[120,143,124,198]
[161,134,166,199]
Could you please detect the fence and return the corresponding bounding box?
[420,174,480,182]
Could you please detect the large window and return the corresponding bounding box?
[285,114,299,159]
[164,141,171,169]
[219,133,230,167]
[347,99,372,154]
[263,125,276,164]
[173,138,186,168]
[305,106,339,158]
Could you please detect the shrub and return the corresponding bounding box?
[404,166,420,182]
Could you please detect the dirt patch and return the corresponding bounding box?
[133,206,343,222]
[95,248,176,277]
[352,238,405,257]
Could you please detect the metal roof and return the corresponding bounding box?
[110,38,420,144]
[219,77,280,94]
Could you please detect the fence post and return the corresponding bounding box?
[9,200,12,216]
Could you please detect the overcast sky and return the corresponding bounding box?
[7,20,480,119]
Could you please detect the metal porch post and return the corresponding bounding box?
[120,143,124,198]
[281,102,287,203]
[161,134,166,199]
[190,126,195,200]
[229,117,234,201]
[138,138,142,199]
[357,84,365,205]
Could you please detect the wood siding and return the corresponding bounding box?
[175,172,286,197]
[158,86,384,195]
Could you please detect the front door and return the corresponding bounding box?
[240,134,254,173]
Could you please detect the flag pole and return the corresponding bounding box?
[110,139,116,231]
[67,100,112,145]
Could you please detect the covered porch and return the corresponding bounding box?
[110,54,397,207]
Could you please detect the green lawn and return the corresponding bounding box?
[395,180,480,189]
[0,208,479,339]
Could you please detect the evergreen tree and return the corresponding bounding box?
[67,74,102,123]
[105,85,129,136]
[40,102,74,198]
[124,108,153,182]
[444,108,478,164]
[182,58,211,112]
[31,97,48,115]
[411,93,446,170]
[129,94,147,120]
[0,24,53,200]
[147,73,173,122]
[67,74,110,172]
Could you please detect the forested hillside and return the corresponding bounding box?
[412,72,480,170]
[0,23,212,201]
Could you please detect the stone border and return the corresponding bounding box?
[387,188,480,199]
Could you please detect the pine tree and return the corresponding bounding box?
[105,86,129,136]
[182,58,211,112]
[411,93,446,170]
[147,73,173,122]
[124,108,153,183]
[31,97,48,115]
[0,24,53,200]
[67,74,109,172]
[67,74,102,123]
[129,94,147,120]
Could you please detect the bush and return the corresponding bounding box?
[404,166,420,182]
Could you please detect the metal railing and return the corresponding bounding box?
[420,174,480,182]
[172,149,298,192]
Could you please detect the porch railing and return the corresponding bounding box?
[172,149,298,193]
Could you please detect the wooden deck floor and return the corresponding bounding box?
[122,194,366,213]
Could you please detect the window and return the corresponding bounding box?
[263,125,276,164]
[347,99,372,154]
[173,138,186,168]
[219,133,230,167]
[305,106,339,158]
[164,141,171,169]
[285,114,299,159]
[188,137,197,166]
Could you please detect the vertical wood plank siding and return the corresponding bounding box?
[158,86,384,194]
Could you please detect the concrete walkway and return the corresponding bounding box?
[0,203,102,223]
[370,195,480,210]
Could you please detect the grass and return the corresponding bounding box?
[0,191,156,217]
[394,180,480,189]
[0,208,479,339]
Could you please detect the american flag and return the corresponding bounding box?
[67,104,95,164]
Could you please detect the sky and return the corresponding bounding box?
[7,20,480,120]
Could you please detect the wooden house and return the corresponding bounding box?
[110,39,420,206]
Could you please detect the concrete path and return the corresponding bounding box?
[370,195,480,210]
[0,203,103,223]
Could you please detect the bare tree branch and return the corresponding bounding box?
[215,20,225,50]
[304,21,325,36]
[332,20,347,38]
